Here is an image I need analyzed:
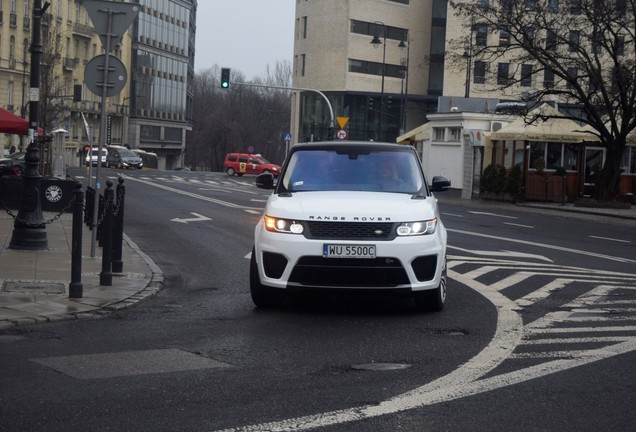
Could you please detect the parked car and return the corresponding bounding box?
[250,141,451,311]
[223,153,281,177]
[85,147,108,167]
[0,152,26,176]
[106,146,144,169]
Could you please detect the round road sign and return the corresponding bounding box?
[336,129,348,140]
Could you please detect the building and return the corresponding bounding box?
[0,0,196,171]
[127,0,196,170]
[291,0,446,144]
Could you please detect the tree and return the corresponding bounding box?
[187,61,292,171]
[450,0,636,201]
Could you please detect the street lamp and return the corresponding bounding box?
[463,19,475,99]
[370,22,387,141]
[398,35,409,135]
[10,0,50,250]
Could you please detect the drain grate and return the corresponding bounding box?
[2,281,66,294]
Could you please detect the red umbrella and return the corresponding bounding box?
[0,108,29,135]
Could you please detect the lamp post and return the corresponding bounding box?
[370,22,387,141]
[463,19,475,99]
[399,34,409,135]
[10,0,49,250]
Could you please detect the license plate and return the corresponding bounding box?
[323,244,376,259]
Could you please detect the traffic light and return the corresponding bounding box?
[220,68,230,89]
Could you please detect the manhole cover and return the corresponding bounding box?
[351,363,411,371]
[2,281,66,294]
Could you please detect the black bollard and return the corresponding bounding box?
[69,182,84,298]
[111,177,125,273]
[85,186,94,227]
[99,180,114,286]
[97,193,104,245]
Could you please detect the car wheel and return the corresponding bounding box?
[117,161,123,169]
[14,166,24,176]
[414,259,447,312]
[250,247,284,308]
[227,167,235,176]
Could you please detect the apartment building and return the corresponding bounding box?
[291,0,447,144]
[0,0,196,170]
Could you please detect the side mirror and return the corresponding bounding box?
[255,172,275,190]
[430,176,451,192]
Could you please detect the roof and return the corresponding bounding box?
[487,103,599,143]
[396,122,432,144]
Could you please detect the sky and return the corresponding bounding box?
[194,1,296,80]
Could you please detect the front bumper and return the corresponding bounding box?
[254,220,447,293]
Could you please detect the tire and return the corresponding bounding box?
[414,258,447,312]
[117,161,123,169]
[14,166,24,176]
[250,247,284,308]
[227,167,235,176]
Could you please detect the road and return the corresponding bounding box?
[0,168,634,432]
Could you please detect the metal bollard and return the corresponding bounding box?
[69,182,84,298]
[99,180,114,286]
[112,177,125,273]
[85,186,94,227]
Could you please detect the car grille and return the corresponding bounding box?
[288,256,409,288]
[303,221,396,240]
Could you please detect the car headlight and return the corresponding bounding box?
[396,219,437,236]
[264,215,304,234]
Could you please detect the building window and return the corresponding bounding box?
[300,54,305,76]
[475,24,488,46]
[449,127,461,142]
[350,20,408,42]
[525,0,538,11]
[546,29,557,51]
[544,69,555,88]
[523,26,535,46]
[499,29,510,47]
[616,0,627,16]
[568,30,580,52]
[521,64,533,87]
[616,35,625,56]
[547,0,559,12]
[474,61,486,84]
[497,63,510,85]
[567,67,577,89]
[569,0,582,14]
[433,127,445,141]
[302,16,307,39]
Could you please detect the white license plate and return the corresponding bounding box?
[323,244,376,259]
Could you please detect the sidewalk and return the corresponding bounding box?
[0,211,163,330]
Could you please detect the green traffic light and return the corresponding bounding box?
[221,82,229,88]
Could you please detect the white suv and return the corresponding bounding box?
[251,141,451,311]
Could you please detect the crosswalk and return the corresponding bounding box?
[448,254,636,374]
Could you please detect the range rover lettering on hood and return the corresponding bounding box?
[308,216,392,221]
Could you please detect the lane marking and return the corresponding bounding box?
[170,212,212,224]
[504,222,534,228]
[448,228,636,263]
[468,210,518,219]
[588,235,631,243]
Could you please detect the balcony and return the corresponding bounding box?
[63,57,77,71]
[73,22,94,38]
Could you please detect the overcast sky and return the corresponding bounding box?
[194,1,296,79]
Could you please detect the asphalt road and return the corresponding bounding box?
[0,168,634,432]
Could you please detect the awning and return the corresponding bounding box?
[0,108,30,135]
[487,103,599,143]
[397,122,431,144]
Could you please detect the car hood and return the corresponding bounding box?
[265,191,439,222]
[122,156,142,162]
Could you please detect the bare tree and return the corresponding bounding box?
[450,0,636,201]
[39,19,69,134]
[188,61,292,171]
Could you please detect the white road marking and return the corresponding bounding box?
[504,222,534,228]
[170,212,211,224]
[468,210,518,219]
[588,235,631,243]
[442,212,464,218]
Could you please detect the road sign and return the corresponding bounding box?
[336,117,349,129]
[85,0,141,52]
[336,129,348,140]
[283,133,292,141]
[84,55,128,97]
[247,145,255,153]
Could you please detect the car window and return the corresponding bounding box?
[120,149,137,157]
[281,149,423,193]
[239,156,248,163]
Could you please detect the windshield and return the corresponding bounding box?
[120,149,137,157]
[280,149,424,193]
[256,156,271,164]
